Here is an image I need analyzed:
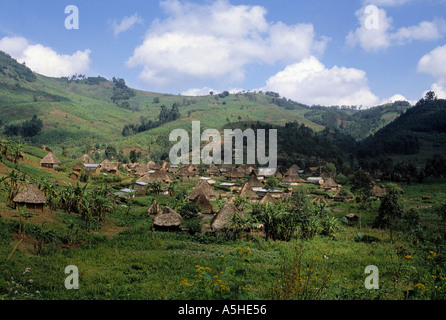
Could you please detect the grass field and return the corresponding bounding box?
[1,172,445,300]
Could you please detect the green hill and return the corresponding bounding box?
[357,95,446,162]
[2,50,444,170]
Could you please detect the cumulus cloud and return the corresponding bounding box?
[418,44,446,99]
[260,56,380,107]
[112,13,144,36]
[0,36,91,77]
[126,0,328,89]
[346,6,445,52]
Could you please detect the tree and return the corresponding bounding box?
[351,169,373,210]
[324,163,337,178]
[374,184,404,241]
[265,175,278,190]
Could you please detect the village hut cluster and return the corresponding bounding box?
[19,148,388,235]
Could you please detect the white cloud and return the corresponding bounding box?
[127,0,328,89]
[0,36,91,77]
[112,13,144,36]
[181,87,216,97]
[261,56,380,107]
[347,6,444,52]
[381,93,414,105]
[418,44,446,99]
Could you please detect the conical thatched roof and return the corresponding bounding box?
[13,184,47,204]
[144,170,172,183]
[207,163,220,175]
[147,200,161,215]
[246,173,263,188]
[260,193,277,206]
[285,164,300,176]
[282,173,305,184]
[239,182,259,199]
[72,162,85,171]
[160,161,171,172]
[153,207,182,227]
[188,180,216,200]
[323,177,338,189]
[191,193,216,214]
[225,167,244,179]
[370,185,386,198]
[133,164,149,176]
[147,161,161,170]
[211,202,241,230]
[40,152,61,165]
[79,154,94,164]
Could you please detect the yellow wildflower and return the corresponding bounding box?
[415,283,426,290]
[405,255,412,259]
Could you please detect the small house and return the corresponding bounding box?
[40,152,61,169]
[13,184,47,211]
[153,207,183,231]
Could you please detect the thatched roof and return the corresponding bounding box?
[188,180,216,200]
[191,193,216,214]
[285,164,300,176]
[239,182,259,199]
[13,184,47,204]
[100,159,120,171]
[147,161,161,170]
[260,193,277,206]
[207,163,220,175]
[282,173,305,184]
[160,161,171,171]
[246,173,263,188]
[225,167,244,179]
[322,177,338,189]
[133,164,149,176]
[370,185,386,198]
[72,162,85,171]
[40,152,61,165]
[78,154,94,164]
[211,202,241,230]
[153,207,182,227]
[141,170,172,183]
[147,200,161,215]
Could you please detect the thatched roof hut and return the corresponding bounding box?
[143,170,172,184]
[78,154,94,164]
[246,173,263,189]
[285,164,300,176]
[282,173,305,185]
[370,185,386,199]
[322,177,339,191]
[147,161,161,170]
[191,193,216,215]
[225,167,244,180]
[40,152,61,168]
[100,159,120,174]
[260,193,277,206]
[133,163,149,176]
[207,163,220,176]
[188,180,216,201]
[147,200,162,216]
[239,182,259,200]
[210,202,241,231]
[13,184,47,211]
[153,207,182,230]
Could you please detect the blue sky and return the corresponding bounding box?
[0,0,445,107]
